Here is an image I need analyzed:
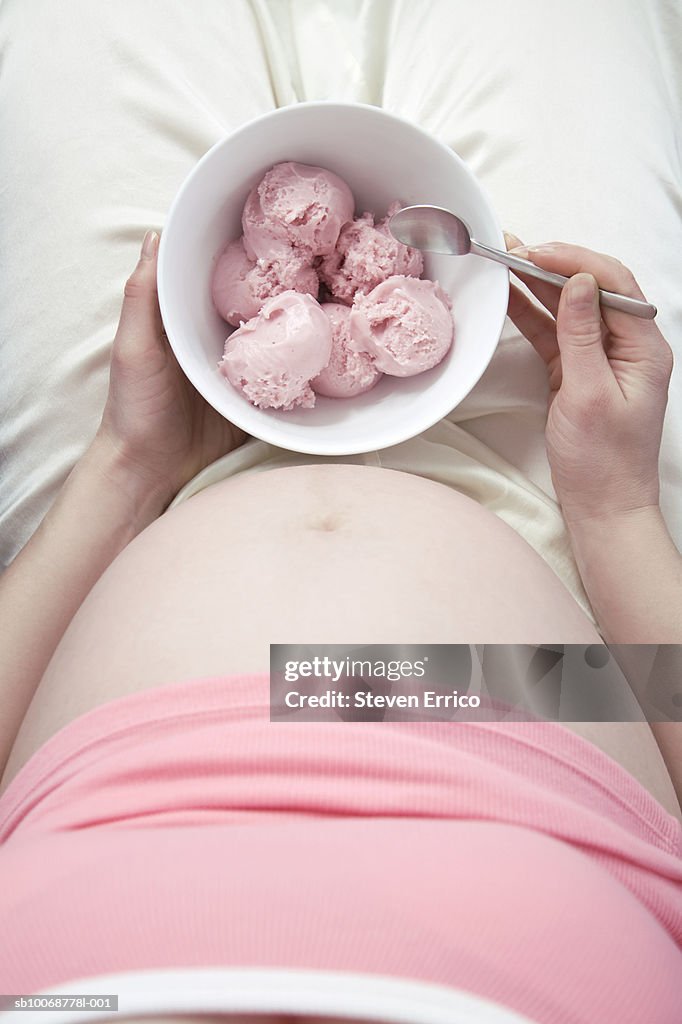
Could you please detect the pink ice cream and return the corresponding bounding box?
[311,303,382,399]
[319,201,424,304]
[211,237,319,327]
[349,275,454,377]
[242,162,355,261]
[219,291,332,411]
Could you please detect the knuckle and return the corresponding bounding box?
[618,265,638,290]
[124,273,146,301]
[583,252,642,296]
[641,338,675,388]
[110,338,135,373]
[620,277,646,305]
[567,319,603,344]
[123,263,153,300]
[659,339,674,378]
[110,324,142,372]
[601,255,637,288]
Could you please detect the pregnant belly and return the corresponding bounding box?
[5,463,677,815]
[35,462,601,686]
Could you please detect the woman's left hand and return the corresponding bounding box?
[96,230,246,507]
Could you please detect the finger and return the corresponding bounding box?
[505,233,569,317]
[523,242,648,299]
[504,231,524,251]
[501,230,561,362]
[510,241,663,351]
[504,246,563,319]
[114,230,164,359]
[555,273,612,388]
[507,283,558,365]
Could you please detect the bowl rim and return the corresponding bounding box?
[157,100,509,456]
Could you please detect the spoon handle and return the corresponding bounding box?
[470,240,657,320]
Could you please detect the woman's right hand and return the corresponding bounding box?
[504,237,674,527]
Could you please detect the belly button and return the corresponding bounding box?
[308,514,341,532]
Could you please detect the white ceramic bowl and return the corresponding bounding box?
[157,101,508,456]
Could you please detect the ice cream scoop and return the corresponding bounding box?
[319,201,423,304]
[311,303,382,399]
[219,291,332,411]
[350,275,454,377]
[242,162,355,261]
[211,237,318,327]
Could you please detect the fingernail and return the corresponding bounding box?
[503,231,520,249]
[527,244,558,254]
[567,273,598,310]
[141,230,159,260]
[509,246,530,258]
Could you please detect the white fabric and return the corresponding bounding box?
[1,0,681,600]
[0,968,534,1024]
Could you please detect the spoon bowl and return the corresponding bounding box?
[390,204,475,255]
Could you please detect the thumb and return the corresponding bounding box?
[114,231,164,358]
[556,272,610,385]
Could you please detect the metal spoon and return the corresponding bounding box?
[389,205,657,320]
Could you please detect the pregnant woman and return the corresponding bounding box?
[1,1,682,1022]
[1,233,681,1024]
